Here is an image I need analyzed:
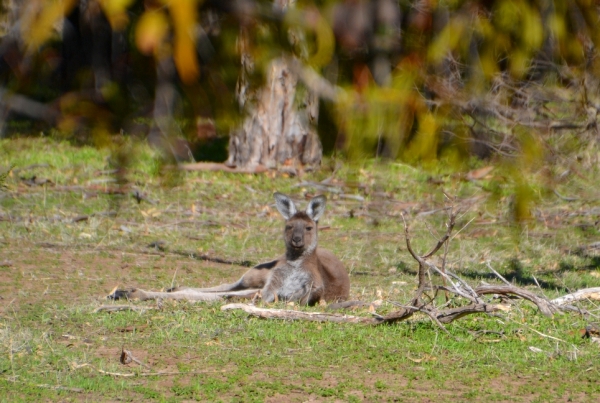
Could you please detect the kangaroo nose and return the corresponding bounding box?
[292,236,302,246]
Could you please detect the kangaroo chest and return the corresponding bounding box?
[263,259,323,303]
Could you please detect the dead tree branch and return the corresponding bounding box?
[474,285,559,317]
[550,287,600,306]
[435,304,504,324]
[401,210,458,306]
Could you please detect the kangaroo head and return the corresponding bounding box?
[274,192,326,260]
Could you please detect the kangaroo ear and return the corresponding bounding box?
[306,195,326,222]
[274,192,297,219]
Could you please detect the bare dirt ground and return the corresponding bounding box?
[0,239,248,312]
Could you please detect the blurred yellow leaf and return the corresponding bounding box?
[22,0,77,50]
[479,49,498,79]
[168,0,201,83]
[99,0,135,30]
[521,4,543,50]
[495,0,520,32]
[428,19,466,64]
[92,127,112,149]
[405,112,438,162]
[510,50,529,78]
[548,13,566,41]
[513,182,533,223]
[308,10,334,68]
[135,10,170,56]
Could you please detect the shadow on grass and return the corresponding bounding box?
[535,252,600,276]
[395,258,573,292]
[456,259,566,291]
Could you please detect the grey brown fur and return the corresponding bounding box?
[111,193,350,305]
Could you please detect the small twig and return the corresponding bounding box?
[170,266,179,291]
[448,215,476,243]
[553,189,578,202]
[531,275,549,299]
[441,236,450,302]
[423,209,457,258]
[485,262,512,286]
[400,213,422,264]
[121,347,152,369]
[427,264,479,303]
[94,305,156,313]
[516,321,567,343]
[445,270,482,302]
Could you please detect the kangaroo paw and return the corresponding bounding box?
[107,288,147,300]
[107,289,131,300]
[166,286,188,292]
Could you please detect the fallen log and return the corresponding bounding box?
[550,287,600,306]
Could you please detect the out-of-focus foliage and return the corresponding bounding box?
[20,0,77,51]
[0,164,12,190]
[2,0,600,223]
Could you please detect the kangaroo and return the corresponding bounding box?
[110,193,349,305]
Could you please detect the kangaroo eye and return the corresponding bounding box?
[306,227,313,231]
[285,225,292,230]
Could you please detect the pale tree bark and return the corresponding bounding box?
[226,1,323,172]
[226,58,322,171]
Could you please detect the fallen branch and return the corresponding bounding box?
[401,210,457,306]
[474,285,560,317]
[93,305,156,313]
[550,287,600,306]
[435,303,506,324]
[222,302,507,326]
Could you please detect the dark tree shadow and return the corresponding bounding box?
[395,258,568,292]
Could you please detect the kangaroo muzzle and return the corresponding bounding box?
[291,234,304,248]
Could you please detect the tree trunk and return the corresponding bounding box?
[226,56,323,171]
